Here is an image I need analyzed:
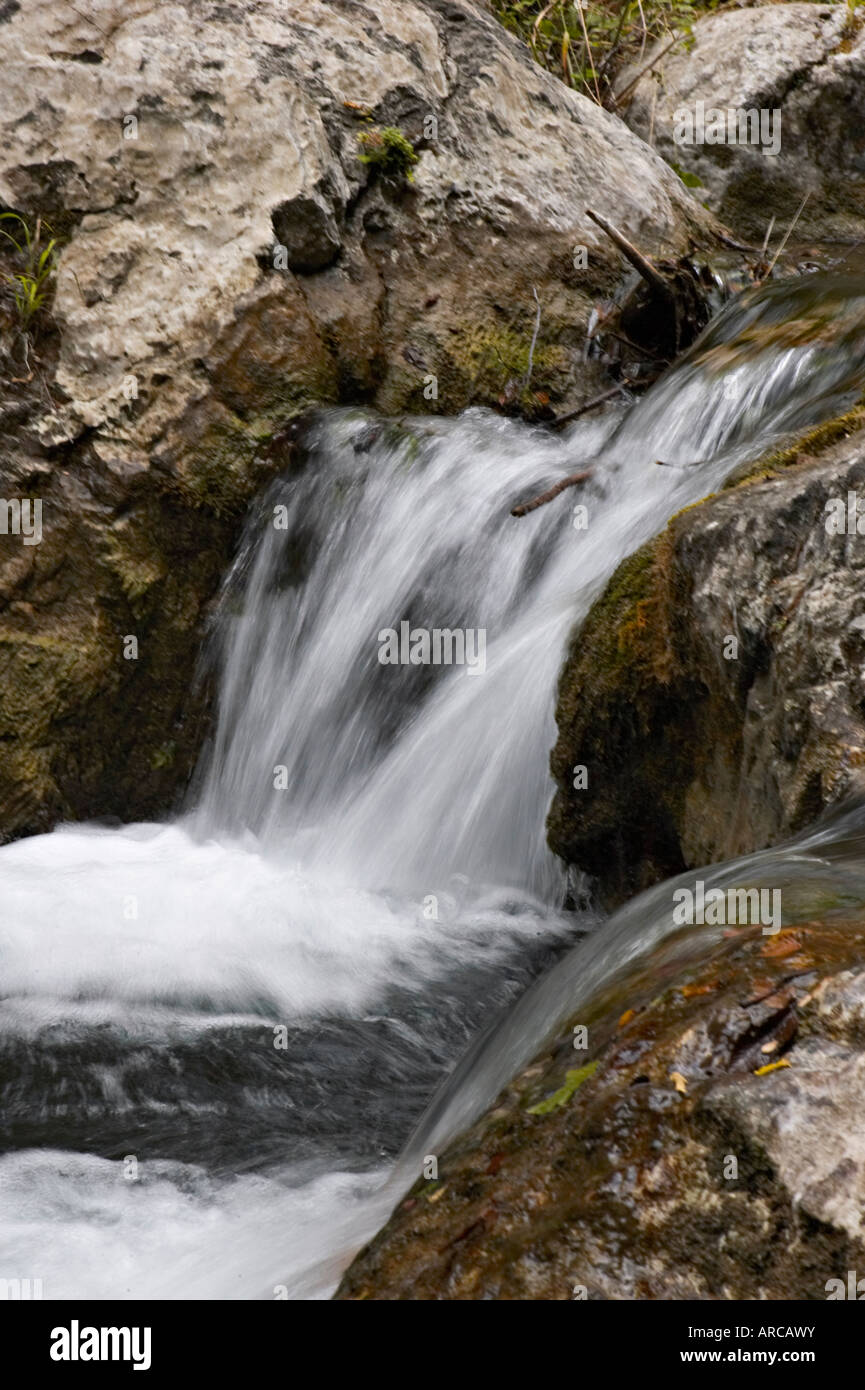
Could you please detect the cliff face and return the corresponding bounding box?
[0,0,715,840]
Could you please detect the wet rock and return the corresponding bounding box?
[622,4,865,244]
[335,913,865,1300]
[549,392,865,906]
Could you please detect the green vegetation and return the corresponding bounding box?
[490,0,712,103]
[0,212,58,330]
[527,1060,599,1114]
[357,127,419,184]
[490,0,843,104]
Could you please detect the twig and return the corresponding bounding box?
[511,468,594,518]
[635,0,648,66]
[597,0,631,83]
[551,381,631,429]
[530,0,558,55]
[715,230,759,255]
[611,32,681,106]
[587,207,671,298]
[522,286,541,390]
[574,0,602,106]
[760,215,776,261]
[765,192,810,277]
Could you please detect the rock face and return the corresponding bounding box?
[548,409,865,908]
[622,4,865,244]
[336,892,865,1300]
[0,0,716,840]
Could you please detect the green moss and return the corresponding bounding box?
[168,412,259,518]
[527,1061,599,1115]
[102,531,167,605]
[567,541,668,693]
[358,127,419,184]
[723,394,865,491]
[445,321,566,411]
[150,741,177,770]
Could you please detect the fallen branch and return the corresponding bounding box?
[551,381,631,429]
[511,468,594,518]
[587,207,671,299]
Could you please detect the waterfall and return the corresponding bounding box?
[2,274,865,1299]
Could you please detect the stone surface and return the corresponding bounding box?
[335,904,865,1300]
[548,400,865,907]
[0,0,717,840]
[622,4,865,244]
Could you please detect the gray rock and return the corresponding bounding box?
[549,408,865,905]
[0,0,717,451]
[622,4,865,243]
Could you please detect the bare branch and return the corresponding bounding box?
[511,468,594,518]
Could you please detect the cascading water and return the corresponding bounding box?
[3,274,865,1300]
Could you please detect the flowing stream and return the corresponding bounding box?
[3,274,865,1299]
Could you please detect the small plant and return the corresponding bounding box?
[357,126,419,184]
[0,212,58,330]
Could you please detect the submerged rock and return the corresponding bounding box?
[0,0,717,839]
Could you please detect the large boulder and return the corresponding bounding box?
[0,0,717,840]
[548,401,865,907]
[622,3,865,244]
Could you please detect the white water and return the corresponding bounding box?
[3,276,865,1299]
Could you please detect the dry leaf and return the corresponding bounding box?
[680,982,716,998]
[670,1071,688,1094]
[754,1059,791,1077]
[618,1009,635,1028]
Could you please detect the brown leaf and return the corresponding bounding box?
[761,932,802,959]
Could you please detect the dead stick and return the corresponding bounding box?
[511,468,594,518]
[551,382,630,429]
[716,230,759,255]
[765,191,810,277]
[586,208,671,298]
